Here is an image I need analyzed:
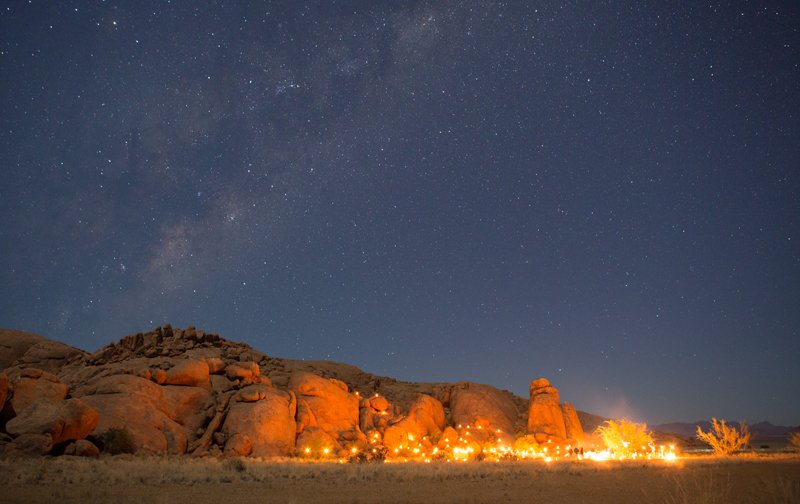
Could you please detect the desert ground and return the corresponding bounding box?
[2,455,798,504]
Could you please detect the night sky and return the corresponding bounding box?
[1,1,798,425]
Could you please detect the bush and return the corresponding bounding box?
[594,419,654,456]
[348,445,387,463]
[696,418,750,455]
[789,432,800,452]
[223,459,247,472]
[100,427,135,455]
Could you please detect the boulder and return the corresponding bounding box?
[359,394,394,432]
[8,433,53,455]
[10,369,69,414]
[437,426,460,450]
[561,402,585,445]
[211,374,236,393]
[296,426,341,457]
[407,394,445,435]
[0,329,84,372]
[223,433,253,457]
[221,384,296,457]
[76,375,194,454]
[205,357,226,375]
[512,434,540,454]
[369,395,390,412]
[296,398,318,431]
[152,369,167,385]
[6,398,99,447]
[384,394,446,451]
[448,383,518,435]
[225,362,260,381]
[289,371,360,440]
[64,439,100,457]
[162,385,215,435]
[527,378,567,443]
[165,359,210,387]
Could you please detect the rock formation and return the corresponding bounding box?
[6,398,99,453]
[521,379,588,448]
[221,384,296,457]
[446,382,520,435]
[0,325,588,458]
[382,394,445,451]
[290,371,363,451]
[561,402,585,444]
[8,368,69,416]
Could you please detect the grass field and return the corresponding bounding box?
[1,454,798,503]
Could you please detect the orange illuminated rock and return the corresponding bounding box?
[221,384,296,457]
[385,393,446,451]
[527,378,567,442]
[296,426,341,457]
[210,374,236,393]
[165,359,210,387]
[512,434,540,453]
[296,397,319,432]
[76,374,213,454]
[225,361,260,381]
[223,433,252,457]
[408,394,445,435]
[437,426,459,449]
[369,395,390,412]
[9,368,69,415]
[447,382,518,435]
[289,371,360,440]
[152,369,167,384]
[6,398,99,447]
[359,394,395,432]
[204,357,226,375]
[0,325,599,460]
[561,402,585,445]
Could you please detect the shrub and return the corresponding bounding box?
[99,427,135,455]
[789,432,800,452]
[348,445,387,463]
[696,418,750,455]
[223,459,247,472]
[594,419,654,456]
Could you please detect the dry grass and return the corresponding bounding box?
[663,470,732,504]
[696,418,751,455]
[595,418,654,456]
[1,455,798,503]
[664,469,800,504]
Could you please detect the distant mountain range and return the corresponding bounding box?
[652,420,799,441]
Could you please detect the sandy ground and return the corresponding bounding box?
[1,455,799,503]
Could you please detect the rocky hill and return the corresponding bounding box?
[1,325,593,458]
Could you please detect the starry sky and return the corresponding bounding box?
[1,1,799,425]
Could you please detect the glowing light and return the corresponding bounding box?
[325,418,679,464]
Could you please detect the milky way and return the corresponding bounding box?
[1,2,798,424]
